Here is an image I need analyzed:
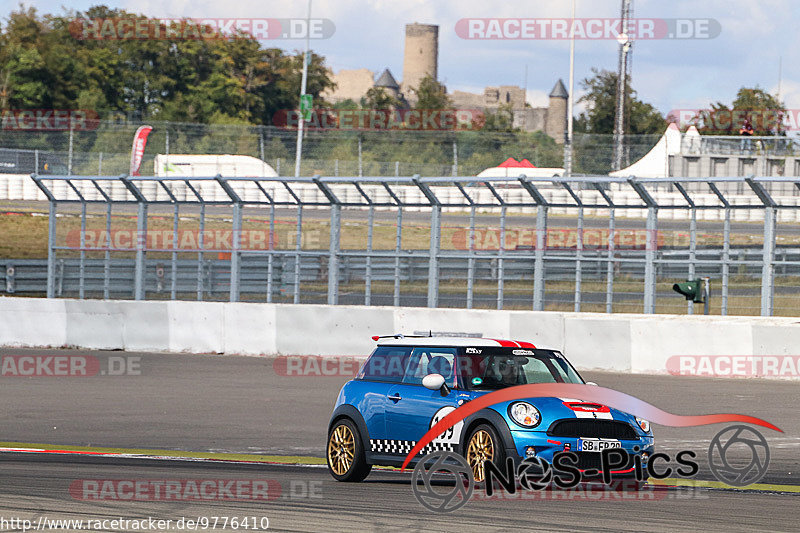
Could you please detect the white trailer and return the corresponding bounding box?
[154,154,278,178]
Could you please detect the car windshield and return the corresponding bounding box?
[459,348,584,390]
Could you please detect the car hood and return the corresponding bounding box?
[465,391,645,433]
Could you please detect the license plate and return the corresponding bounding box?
[578,438,621,452]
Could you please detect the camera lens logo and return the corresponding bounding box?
[708,425,770,487]
[411,451,474,512]
[517,457,553,491]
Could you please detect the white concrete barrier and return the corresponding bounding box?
[0,296,799,379]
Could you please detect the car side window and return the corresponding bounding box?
[360,346,412,383]
[402,347,456,385]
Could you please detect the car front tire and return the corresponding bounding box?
[327,418,371,482]
[465,423,506,483]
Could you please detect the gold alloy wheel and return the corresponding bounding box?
[328,424,355,476]
[466,429,495,482]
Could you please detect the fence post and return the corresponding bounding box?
[575,205,583,312]
[533,206,547,311]
[413,177,440,308]
[328,202,341,304]
[267,203,275,303]
[518,177,548,311]
[197,204,205,301]
[230,202,242,302]
[497,205,506,310]
[452,139,458,177]
[394,207,403,307]
[294,205,302,304]
[358,133,363,178]
[628,178,658,314]
[428,204,441,308]
[68,124,74,176]
[104,203,111,299]
[467,205,476,309]
[365,205,374,306]
[215,175,243,302]
[688,207,697,315]
[746,177,777,317]
[47,201,57,298]
[171,204,178,300]
[722,207,730,315]
[79,201,86,299]
[313,177,341,305]
[606,207,615,313]
[708,181,731,316]
[118,176,148,300]
[644,206,658,314]
[30,175,59,296]
[134,201,147,300]
[760,206,776,316]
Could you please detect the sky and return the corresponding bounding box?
[5,0,800,117]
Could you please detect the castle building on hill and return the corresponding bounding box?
[321,23,568,142]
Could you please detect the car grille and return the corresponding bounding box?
[547,419,639,440]
[569,452,634,471]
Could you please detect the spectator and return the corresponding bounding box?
[739,118,754,152]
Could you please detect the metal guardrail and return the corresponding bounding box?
[4,247,798,295]
[29,173,800,316]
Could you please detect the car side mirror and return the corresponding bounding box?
[586,381,598,386]
[422,373,450,396]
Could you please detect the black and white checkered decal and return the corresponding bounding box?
[371,406,463,455]
[369,439,456,455]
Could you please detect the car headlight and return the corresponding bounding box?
[508,402,541,428]
[635,416,651,433]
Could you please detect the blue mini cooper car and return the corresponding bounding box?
[327,336,654,483]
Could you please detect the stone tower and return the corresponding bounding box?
[546,79,568,143]
[401,23,438,98]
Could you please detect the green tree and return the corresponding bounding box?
[0,5,335,126]
[574,68,666,135]
[360,87,399,110]
[481,103,516,132]
[413,75,451,110]
[686,87,786,135]
[0,7,50,108]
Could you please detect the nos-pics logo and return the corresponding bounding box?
[411,425,770,512]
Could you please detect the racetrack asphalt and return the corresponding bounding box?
[1,348,799,531]
[1,455,798,532]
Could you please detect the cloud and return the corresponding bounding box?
[10,0,799,119]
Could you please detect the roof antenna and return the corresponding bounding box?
[429,330,432,337]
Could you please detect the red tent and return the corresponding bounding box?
[497,157,536,168]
